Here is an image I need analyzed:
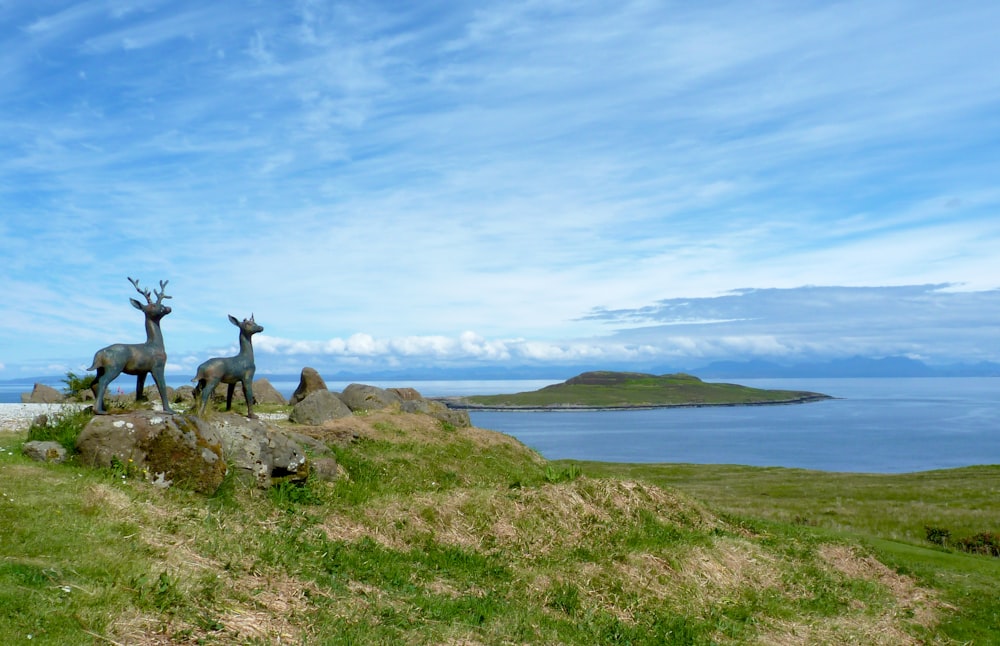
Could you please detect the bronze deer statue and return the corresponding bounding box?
[191,314,264,419]
[89,277,175,415]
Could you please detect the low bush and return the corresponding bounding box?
[925,525,951,546]
[956,532,1000,557]
[26,408,91,453]
[61,371,95,399]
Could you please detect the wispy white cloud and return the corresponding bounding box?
[2,1,999,378]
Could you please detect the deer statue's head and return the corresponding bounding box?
[128,277,172,321]
[229,313,264,337]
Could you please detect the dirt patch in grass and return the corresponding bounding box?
[753,544,941,646]
[819,544,940,629]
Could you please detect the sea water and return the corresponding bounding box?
[469,378,1000,473]
[3,377,997,473]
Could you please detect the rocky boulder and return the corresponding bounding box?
[22,383,64,403]
[340,383,402,412]
[22,440,67,464]
[389,387,423,401]
[289,390,352,425]
[252,378,287,405]
[76,411,227,494]
[198,377,287,406]
[211,414,311,487]
[425,399,472,428]
[290,367,328,405]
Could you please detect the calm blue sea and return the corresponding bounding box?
[4,377,997,473]
[470,378,1000,473]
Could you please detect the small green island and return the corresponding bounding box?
[442,370,832,410]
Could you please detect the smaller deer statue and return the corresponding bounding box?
[191,314,264,419]
[89,277,175,415]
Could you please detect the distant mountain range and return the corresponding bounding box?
[689,356,1000,378]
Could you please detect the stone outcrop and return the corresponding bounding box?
[211,414,311,487]
[340,383,402,412]
[289,390,352,425]
[22,440,67,463]
[425,399,471,428]
[22,383,64,403]
[196,377,287,406]
[389,387,423,401]
[290,367,328,405]
[76,411,227,494]
[251,378,287,405]
[171,385,196,404]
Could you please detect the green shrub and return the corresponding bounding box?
[544,463,582,484]
[925,526,951,546]
[956,532,1000,557]
[26,408,91,453]
[61,371,95,399]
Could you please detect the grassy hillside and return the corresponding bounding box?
[1,408,995,644]
[566,460,1000,643]
[454,371,830,409]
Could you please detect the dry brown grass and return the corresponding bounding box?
[297,409,543,455]
[750,545,942,646]
[321,477,716,556]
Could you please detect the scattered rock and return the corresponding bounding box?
[401,398,432,414]
[22,440,67,464]
[340,383,402,412]
[309,456,341,482]
[252,378,287,405]
[22,383,64,404]
[389,387,423,401]
[141,385,176,404]
[290,367,328,405]
[196,377,286,406]
[76,411,227,494]
[211,414,310,487]
[289,390,352,425]
[425,399,471,428]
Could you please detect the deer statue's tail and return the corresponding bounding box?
[88,350,106,372]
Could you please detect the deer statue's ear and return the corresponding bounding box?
[130,298,144,310]
[228,314,240,326]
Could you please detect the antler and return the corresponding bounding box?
[127,277,172,305]
[128,276,152,304]
[155,279,171,305]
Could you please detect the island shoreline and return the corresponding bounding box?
[435,392,835,412]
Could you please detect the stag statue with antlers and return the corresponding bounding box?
[88,277,175,415]
[191,314,264,419]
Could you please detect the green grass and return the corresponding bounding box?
[462,371,829,408]
[566,460,1000,643]
[0,410,996,643]
[566,462,1000,544]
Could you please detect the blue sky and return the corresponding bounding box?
[2,1,999,380]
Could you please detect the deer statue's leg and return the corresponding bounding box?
[94,366,122,415]
[135,373,147,401]
[226,383,236,411]
[242,379,257,419]
[193,379,206,415]
[199,378,221,416]
[151,366,174,414]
